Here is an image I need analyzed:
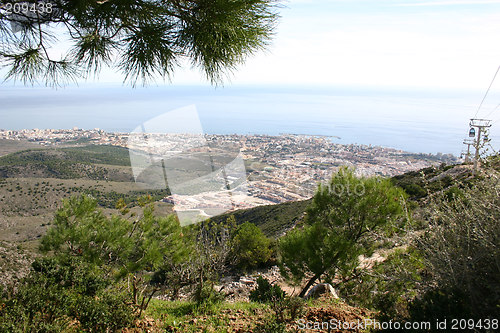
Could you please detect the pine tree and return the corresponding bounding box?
[279,167,407,298]
[0,0,279,86]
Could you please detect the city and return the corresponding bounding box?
[0,128,457,221]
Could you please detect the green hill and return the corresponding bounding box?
[0,145,133,181]
[0,144,170,217]
[211,199,311,238]
[212,162,478,238]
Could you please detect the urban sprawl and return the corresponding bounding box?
[0,128,456,219]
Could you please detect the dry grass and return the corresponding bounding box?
[0,139,42,157]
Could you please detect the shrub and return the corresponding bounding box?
[253,320,287,333]
[408,287,472,322]
[338,247,425,321]
[192,282,225,307]
[0,257,134,333]
[414,174,500,320]
[230,222,273,271]
[252,281,304,331]
[403,183,427,198]
[250,277,285,303]
[443,186,464,202]
[271,296,306,323]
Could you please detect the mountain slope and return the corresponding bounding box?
[212,162,479,238]
[0,145,133,181]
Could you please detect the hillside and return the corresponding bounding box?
[0,143,172,254]
[0,139,41,157]
[0,140,489,274]
[0,144,172,215]
[211,199,311,238]
[1,150,498,331]
[0,145,133,181]
[211,162,477,238]
[0,141,480,243]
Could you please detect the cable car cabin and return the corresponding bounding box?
[469,128,476,137]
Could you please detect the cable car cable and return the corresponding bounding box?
[474,64,500,119]
[484,103,499,119]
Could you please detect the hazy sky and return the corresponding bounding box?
[236,0,500,90]
[2,0,500,90]
[83,0,500,90]
[225,0,500,90]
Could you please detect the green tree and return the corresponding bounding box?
[0,0,279,86]
[279,167,407,298]
[40,194,188,315]
[230,221,272,271]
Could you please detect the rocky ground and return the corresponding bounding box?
[154,266,298,303]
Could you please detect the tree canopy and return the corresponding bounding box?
[0,0,279,86]
[40,194,188,314]
[230,221,273,271]
[279,167,407,298]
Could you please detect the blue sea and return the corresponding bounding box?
[1,84,499,155]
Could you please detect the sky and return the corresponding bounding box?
[3,0,500,89]
[80,0,500,90]
[257,0,500,90]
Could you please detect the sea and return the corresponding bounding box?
[1,84,499,156]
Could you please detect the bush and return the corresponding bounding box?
[0,257,134,333]
[414,174,500,320]
[70,289,133,332]
[253,320,287,333]
[250,277,285,303]
[192,282,225,307]
[338,248,425,321]
[271,296,306,323]
[251,279,304,332]
[403,183,427,198]
[230,222,273,271]
[443,186,464,202]
[408,287,472,322]
[178,217,236,305]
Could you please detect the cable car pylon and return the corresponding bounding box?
[462,138,474,163]
[466,118,492,174]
